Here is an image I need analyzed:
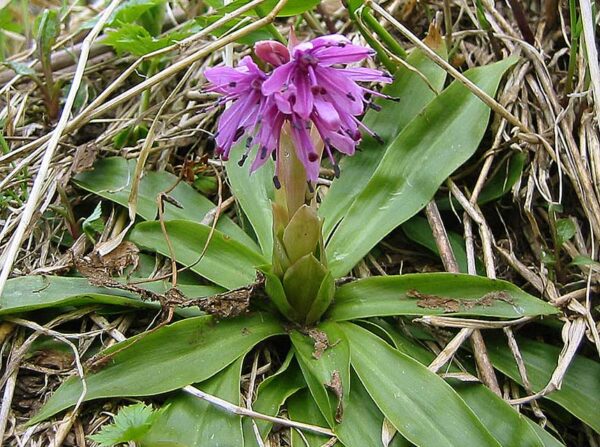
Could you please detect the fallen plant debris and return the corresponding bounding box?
[407,289,516,312]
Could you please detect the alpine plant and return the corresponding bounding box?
[204,34,392,324]
[204,33,393,183]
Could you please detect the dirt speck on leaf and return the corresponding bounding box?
[308,328,329,359]
[326,370,344,423]
[407,289,515,312]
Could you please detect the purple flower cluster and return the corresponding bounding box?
[204,34,392,183]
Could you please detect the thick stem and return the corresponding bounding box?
[275,123,309,219]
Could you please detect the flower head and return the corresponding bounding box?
[204,34,392,183]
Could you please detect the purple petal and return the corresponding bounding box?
[311,44,375,65]
[292,72,314,119]
[274,91,293,114]
[313,94,340,129]
[204,67,249,94]
[339,67,393,83]
[251,110,284,172]
[215,91,261,156]
[311,34,352,49]
[262,62,295,95]
[315,66,364,115]
[255,40,290,66]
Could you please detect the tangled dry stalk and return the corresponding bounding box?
[0,0,598,445]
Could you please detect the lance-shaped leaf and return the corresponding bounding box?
[328,273,558,321]
[367,319,547,447]
[130,220,266,290]
[291,322,350,428]
[336,370,410,447]
[141,358,244,446]
[283,254,330,320]
[31,313,284,424]
[225,142,275,258]
[487,335,600,433]
[319,31,448,239]
[0,275,222,315]
[326,58,518,277]
[282,205,321,264]
[74,157,257,250]
[287,389,330,447]
[243,353,306,445]
[341,322,501,446]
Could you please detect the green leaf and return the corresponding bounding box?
[31,313,284,423]
[402,216,474,273]
[243,352,306,444]
[35,10,60,58]
[130,220,266,290]
[282,205,321,264]
[341,322,501,446]
[3,61,36,76]
[450,381,543,447]
[336,370,410,447]
[487,335,600,433]
[82,201,105,242]
[258,264,298,321]
[0,8,22,33]
[89,402,164,446]
[478,151,526,204]
[109,0,165,26]
[291,322,350,428]
[326,58,518,277]
[103,24,184,57]
[305,270,335,325]
[225,142,274,258]
[569,255,600,268]
[367,319,546,447]
[287,389,330,447]
[526,420,566,447]
[74,157,257,250]
[283,254,328,319]
[142,358,243,446]
[328,273,558,321]
[204,0,321,17]
[319,36,448,239]
[0,275,221,315]
[555,218,576,246]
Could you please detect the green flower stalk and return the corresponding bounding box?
[260,124,335,325]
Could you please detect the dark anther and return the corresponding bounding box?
[246,136,254,147]
[373,132,384,144]
[346,93,356,101]
[333,164,341,178]
[273,175,281,189]
[307,181,315,193]
[229,81,237,87]
[261,146,268,159]
[368,102,382,111]
[238,154,248,167]
[308,152,319,162]
[388,95,401,102]
[234,127,245,141]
